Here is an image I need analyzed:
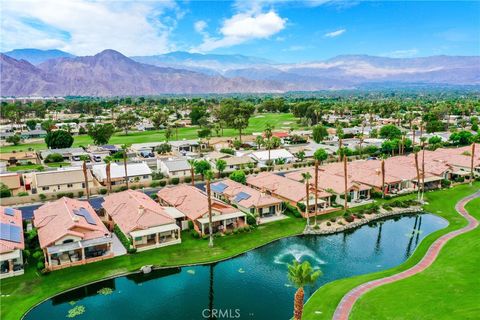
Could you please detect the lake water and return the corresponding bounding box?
[24,213,447,320]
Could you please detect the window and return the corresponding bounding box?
[67,184,73,188]
[134,237,142,242]
[143,175,149,179]
[42,186,49,191]
[250,208,255,214]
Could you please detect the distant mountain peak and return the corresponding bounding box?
[2,48,74,65]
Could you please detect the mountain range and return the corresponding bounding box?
[1,48,479,96]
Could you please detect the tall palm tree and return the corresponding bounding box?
[381,157,386,198]
[302,172,312,226]
[287,260,322,320]
[205,170,215,247]
[414,147,421,201]
[187,159,196,186]
[470,142,476,185]
[122,144,129,189]
[343,154,348,212]
[80,156,90,200]
[420,137,427,201]
[313,149,328,225]
[264,123,274,162]
[337,126,344,162]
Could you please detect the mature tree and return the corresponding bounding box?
[229,170,246,184]
[80,155,90,200]
[115,111,138,135]
[313,148,328,225]
[379,125,402,140]
[194,159,212,180]
[87,124,115,145]
[155,143,172,154]
[44,153,63,163]
[0,183,12,198]
[264,123,274,162]
[218,99,255,143]
[312,125,328,143]
[164,126,173,142]
[287,260,322,320]
[25,119,37,130]
[302,172,312,226]
[189,105,209,125]
[215,159,227,178]
[450,131,474,146]
[41,119,55,132]
[255,135,264,149]
[187,159,196,186]
[45,130,73,149]
[122,144,130,189]
[151,111,168,130]
[296,151,305,162]
[205,170,215,247]
[6,134,21,146]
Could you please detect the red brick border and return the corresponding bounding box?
[332,191,480,320]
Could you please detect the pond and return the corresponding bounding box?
[24,213,447,320]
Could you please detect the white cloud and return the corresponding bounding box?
[193,10,286,52]
[0,0,180,56]
[194,20,208,34]
[324,29,346,38]
[382,49,419,58]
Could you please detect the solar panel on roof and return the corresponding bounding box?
[234,192,251,202]
[4,207,15,216]
[73,207,97,225]
[0,223,22,243]
[211,182,228,194]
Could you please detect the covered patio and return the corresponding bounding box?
[197,211,246,235]
[0,249,24,279]
[45,237,113,270]
[130,224,181,252]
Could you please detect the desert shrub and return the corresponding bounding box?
[159,180,167,187]
[39,193,47,200]
[18,191,29,197]
[326,222,331,226]
[441,179,451,188]
[344,215,354,223]
[170,177,180,185]
[329,217,336,222]
[57,192,74,199]
[184,176,192,183]
[44,153,64,163]
[150,180,161,188]
[99,188,108,195]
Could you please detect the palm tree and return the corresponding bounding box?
[105,158,112,194]
[287,260,322,320]
[187,159,196,186]
[381,156,386,198]
[80,155,90,200]
[122,144,129,189]
[414,147,421,201]
[470,142,476,185]
[420,137,427,201]
[215,159,226,178]
[302,172,312,226]
[337,126,344,162]
[343,154,348,212]
[205,170,215,247]
[313,148,328,225]
[264,123,274,162]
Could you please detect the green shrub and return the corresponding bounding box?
[159,180,167,187]
[57,192,74,199]
[113,225,133,251]
[296,202,306,213]
[371,190,383,199]
[17,191,29,197]
[44,153,64,163]
[246,214,257,226]
[99,188,108,195]
[383,204,393,211]
[244,225,251,232]
[329,217,336,222]
[283,202,302,218]
[220,148,235,155]
[78,191,84,198]
[326,222,331,226]
[191,230,200,238]
[170,177,180,185]
[441,179,452,188]
[184,176,192,183]
[39,193,47,200]
[36,261,45,270]
[344,215,354,223]
[127,248,137,254]
[233,228,239,234]
[188,220,194,229]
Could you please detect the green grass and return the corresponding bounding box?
[0,113,300,153]
[7,164,44,172]
[0,216,305,320]
[45,162,71,168]
[303,182,480,320]
[349,196,480,320]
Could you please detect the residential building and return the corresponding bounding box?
[102,190,182,251]
[33,197,113,271]
[158,158,191,177]
[157,185,246,235]
[218,156,256,171]
[246,172,332,216]
[246,149,295,166]
[31,167,93,194]
[0,207,25,278]
[0,151,39,165]
[40,148,88,162]
[211,179,283,217]
[92,162,152,186]
[0,173,23,196]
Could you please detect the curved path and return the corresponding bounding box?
[332,191,480,320]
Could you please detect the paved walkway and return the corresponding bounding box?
[111,234,127,257]
[332,191,480,320]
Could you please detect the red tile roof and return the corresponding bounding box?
[0,206,24,253]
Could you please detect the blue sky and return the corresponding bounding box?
[1,0,479,62]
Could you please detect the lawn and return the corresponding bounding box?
[302,182,480,320]
[6,162,70,172]
[349,196,480,320]
[0,216,305,320]
[0,113,300,153]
